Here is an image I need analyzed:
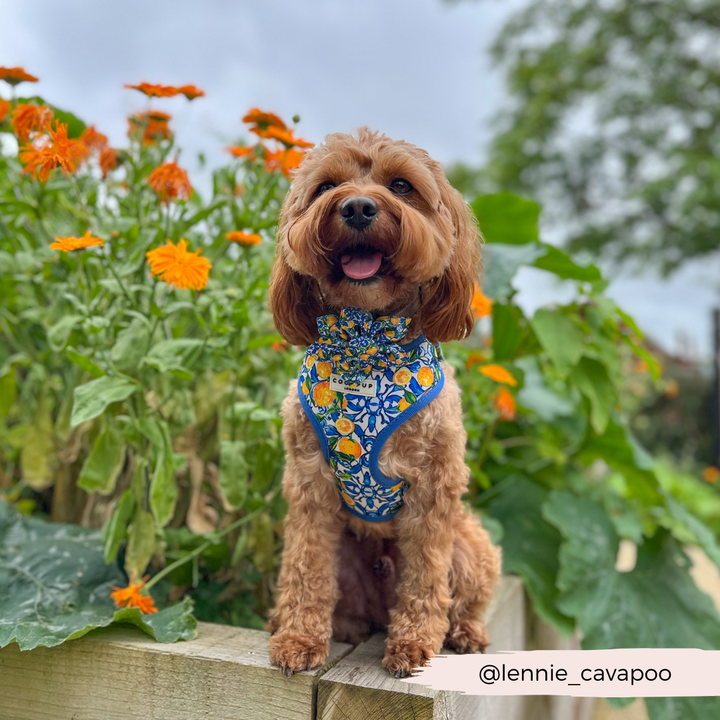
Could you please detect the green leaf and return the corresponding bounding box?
[530,309,584,377]
[492,303,523,361]
[219,439,249,509]
[111,319,151,375]
[485,476,574,633]
[543,491,720,719]
[0,500,195,650]
[570,356,614,434]
[47,314,84,352]
[103,490,135,564]
[66,348,106,378]
[246,333,285,350]
[141,419,177,528]
[472,192,539,244]
[77,425,126,495]
[481,242,547,299]
[71,376,139,428]
[533,245,601,282]
[125,509,156,580]
[143,338,203,379]
[515,357,575,421]
[664,495,720,570]
[20,402,57,490]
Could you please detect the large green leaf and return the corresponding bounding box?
[219,439,249,509]
[111,318,151,375]
[492,303,524,361]
[533,245,601,282]
[71,376,139,428]
[531,309,584,377]
[140,418,178,528]
[543,491,720,719]
[481,242,546,299]
[485,475,574,633]
[0,500,196,651]
[472,192,539,244]
[142,339,204,380]
[570,356,614,434]
[77,425,126,495]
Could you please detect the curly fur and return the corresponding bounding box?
[266,128,501,678]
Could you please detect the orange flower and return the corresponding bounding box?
[99,147,119,178]
[264,147,306,177]
[226,145,256,158]
[479,364,518,386]
[226,231,261,246]
[80,125,108,151]
[125,82,181,97]
[11,104,53,141]
[179,84,205,99]
[0,66,39,86]
[494,387,516,421]
[272,340,290,352]
[128,110,172,145]
[465,351,486,370]
[110,575,158,614]
[251,125,314,149]
[242,108,286,130]
[471,284,493,318]
[702,467,720,484]
[50,232,105,252]
[19,122,78,181]
[147,162,192,203]
[147,239,211,291]
[0,99,10,124]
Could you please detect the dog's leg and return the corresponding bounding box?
[381,448,463,678]
[445,506,501,654]
[267,436,344,675]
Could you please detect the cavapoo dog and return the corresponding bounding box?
[266,128,501,678]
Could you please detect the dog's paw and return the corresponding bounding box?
[382,638,434,678]
[444,619,489,654]
[268,630,329,676]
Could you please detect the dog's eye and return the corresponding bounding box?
[316,181,336,197]
[390,178,413,195]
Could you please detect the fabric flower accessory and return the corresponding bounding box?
[312,307,412,387]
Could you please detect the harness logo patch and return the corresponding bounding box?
[330,373,378,397]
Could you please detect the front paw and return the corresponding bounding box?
[444,619,489,654]
[268,630,329,676]
[382,638,434,678]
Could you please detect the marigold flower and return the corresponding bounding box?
[465,350,486,370]
[227,231,262,246]
[0,66,39,86]
[251,125,314,149]
[50,232,105,252]
[272,340,290,352]
[128,110,172,145]
[494,387,516,421]
[147,162,192,203]
[12,104,53,141]
[264,147,306,177]
[242,108,286,130]
[479,363,518,386]
[125,82,181,97]
[79,125,108,151]
[147,239,211,291]
[110,575,158,614]
[0,99,10,124]
[19,122,78,181]
[471,284,493,318]
[702,466,720,484]
[97,147,118,178]
[226,145,256,159]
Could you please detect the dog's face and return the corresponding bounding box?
[270,128,481,345]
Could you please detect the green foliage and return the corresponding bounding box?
[459,0,720,272]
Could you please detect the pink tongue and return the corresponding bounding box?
[341,251,382,280]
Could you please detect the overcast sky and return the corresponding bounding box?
[2,0,718,358]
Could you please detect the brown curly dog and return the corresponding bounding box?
[266,128,501,678]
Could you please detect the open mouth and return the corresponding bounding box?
[339,246,383,282]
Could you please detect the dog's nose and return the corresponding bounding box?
[340,196,378,230]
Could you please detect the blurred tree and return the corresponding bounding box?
[451,0,720,273]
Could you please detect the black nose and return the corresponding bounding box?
[340,196,378,230]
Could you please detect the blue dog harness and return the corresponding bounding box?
[298,308,445,522]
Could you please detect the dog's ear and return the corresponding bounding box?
[421,174,482,343]
[269,251,323,346]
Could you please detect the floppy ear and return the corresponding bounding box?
[421,176,482,343]
[269,250,323,346]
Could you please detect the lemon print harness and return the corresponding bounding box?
[298,307,445,522]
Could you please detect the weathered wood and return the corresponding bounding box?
[0,621,352,720]
[316,575,531,720]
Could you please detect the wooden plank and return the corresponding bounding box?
[317,575,531,720]
[0,621,353,720]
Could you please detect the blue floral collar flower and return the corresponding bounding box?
[312,307,412,386]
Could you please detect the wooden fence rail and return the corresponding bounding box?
[0,577,595,720]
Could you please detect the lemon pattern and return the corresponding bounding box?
[298,308,444,521]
